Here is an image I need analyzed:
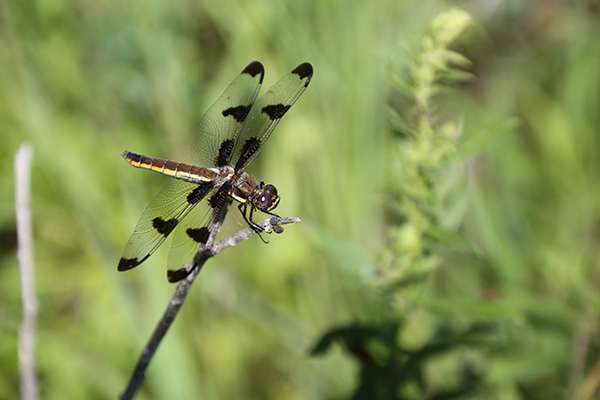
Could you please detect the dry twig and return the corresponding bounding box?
[15,143,38,400]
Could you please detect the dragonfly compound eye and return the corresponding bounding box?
[258,192,273,209]
[265,184,278,196]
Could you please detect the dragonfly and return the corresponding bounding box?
[118,61,313,282]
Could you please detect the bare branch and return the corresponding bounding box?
[212,217,300,254]
[15,143,38,400]
[119,215,300,400]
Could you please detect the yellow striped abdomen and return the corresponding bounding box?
[122,151,219,184]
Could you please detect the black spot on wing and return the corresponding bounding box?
[118,257,138,271]
[242,61,264,80]
[187,182,214,204]
[216,139,235,167]
[208,184,231,210]
[152,217,178,237]
[222,104,252,123]
[187,227,209,243]
[235,137,261,169]
[167,267,192,283]
[262,104,291,120]
[292,62,313,81]
[118,254,150,271]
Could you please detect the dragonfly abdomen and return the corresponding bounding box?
[122,152,218,184]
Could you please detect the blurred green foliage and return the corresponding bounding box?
[2,0,600,399]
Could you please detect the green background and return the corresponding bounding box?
[2,0,600,399]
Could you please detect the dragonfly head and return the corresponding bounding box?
[256,184,279,212]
